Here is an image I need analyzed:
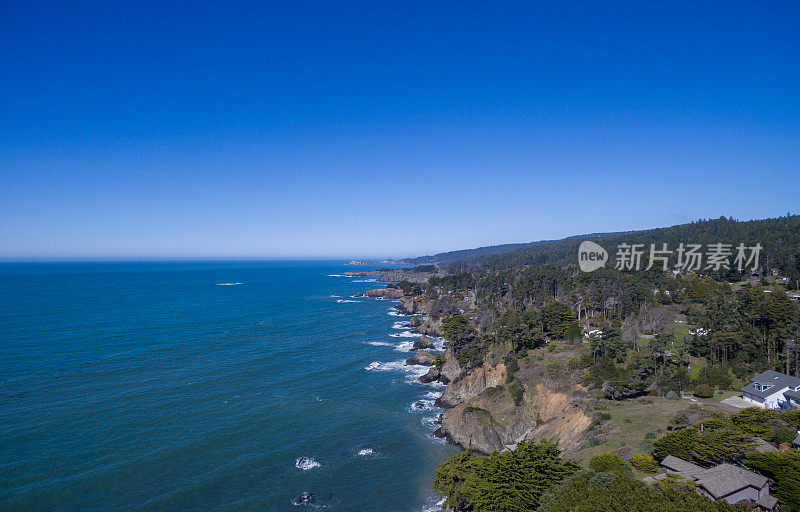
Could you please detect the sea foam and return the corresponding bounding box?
[294,457,321,470]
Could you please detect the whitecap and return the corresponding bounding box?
[421,415,441,428]
[216,282,243,286]
[424,391,442,399]
[352,279,377,283]
[392,321,411,329]
[295,457,321,470]
[337,299,361,303]
[387,310,408,317]
[356,448,374,456]
[327,274,344,277]
[365,341,394,347]
[390,331,419,338]
[410,400,436,412]
[394,341,415,352]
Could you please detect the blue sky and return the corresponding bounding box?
[1,1,798,259]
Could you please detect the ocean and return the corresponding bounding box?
[0,261,456,512]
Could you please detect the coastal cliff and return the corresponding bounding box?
[431,345,593,455]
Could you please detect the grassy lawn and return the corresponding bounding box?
[687,356,707,379]
[568,397,717,466]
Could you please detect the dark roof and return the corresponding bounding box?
[695,464,769,499]
[756,494,779,510]
[793,434,800,447]
[740,370,800,398]
[660,455,706,480]
[750,438,778,454]
[784,389,800,402]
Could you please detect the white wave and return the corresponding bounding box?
[365,360,405,372]
[352,279,377,283]
[390,331,419,338]
[329,295,340,298]
[421,415,441,429]
[216,282,243,286]
[421,498,447,512]
[327,274,344,277]
[365,341,395,347]
[410,399,436,412]
[387,310,408,317]
[356,448,374,456]
[394,341,415,352]
[337,299,361,303]
[392,321,411,329]
[295,457,321,470]
[424,391,443,399]
[365,360,429,383]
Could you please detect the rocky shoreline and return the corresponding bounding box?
[355,269,595,460]
[367,287,594,457]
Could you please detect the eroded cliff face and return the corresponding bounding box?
[436,363,507,408]
[434,351,593,455]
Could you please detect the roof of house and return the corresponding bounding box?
[740,370,800,398]
[784,389,800,402]
[750,438,779,454]
[660,455,706,479]
[793,434,800,447]
[695,464,770,500]
[757,494,780,510]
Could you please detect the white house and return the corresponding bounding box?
[740,370,800,409]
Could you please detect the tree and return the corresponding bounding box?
[433,449,479,510]
[538,471,745,512]
[433,441,579,512]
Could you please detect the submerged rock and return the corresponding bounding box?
[293,492,314,506]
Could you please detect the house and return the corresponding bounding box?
[740,370,800,409]
[793,433,800,450]
[652,456,778,510]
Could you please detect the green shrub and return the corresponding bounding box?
[774,428,797,445]
[507,380,524,406]
[588,453,629,476]
[654,428,698,461]
[693,384,715,398]
[629,453,658,473]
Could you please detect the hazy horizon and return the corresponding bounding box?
[2,2,799,259]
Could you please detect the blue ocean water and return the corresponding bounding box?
[0,261,456,512]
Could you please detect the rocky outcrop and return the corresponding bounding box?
[436,363,507,408]
[439,350,463,384]
[436,381,592,455]
[365,288,405,299]
[413,335,434,350]
[419,367,440,383]
[397,296,433,315]
[416,349,463,384]
[343,270,433,284]
[416,316,442,336]
[406,350,436,366]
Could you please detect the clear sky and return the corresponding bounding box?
[1,1,798,260]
